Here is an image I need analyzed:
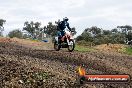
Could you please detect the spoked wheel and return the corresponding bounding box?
[54,41,60,51]
[68,39,75,52]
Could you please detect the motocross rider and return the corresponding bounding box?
[57,17,71,43]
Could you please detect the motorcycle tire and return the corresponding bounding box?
[54,41,60,51]
[68,39,75,52]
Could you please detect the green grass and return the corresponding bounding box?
[75,45,94,52]
[125,47,132,55]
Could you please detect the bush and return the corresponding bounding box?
[8,29,23,38]
[77,40,95,47]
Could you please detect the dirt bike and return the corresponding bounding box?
[54,29,75,52]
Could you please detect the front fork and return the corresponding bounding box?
[67,39,74,45]
[67,39,70,45]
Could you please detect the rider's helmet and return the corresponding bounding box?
[63,17,69,21]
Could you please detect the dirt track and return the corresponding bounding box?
[0,39,132,88]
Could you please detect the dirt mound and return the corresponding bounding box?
[0,37,53,50]
[94,44,126,52]
[0,37,12,43]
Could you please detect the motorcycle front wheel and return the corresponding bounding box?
[68,39,75,52]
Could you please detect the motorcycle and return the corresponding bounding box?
[54,29,75,52]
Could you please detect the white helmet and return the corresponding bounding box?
[63,17,69,21]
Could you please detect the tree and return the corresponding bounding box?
[0,19,6,36]
[76,35,83,41]
[34,22,43,39]
[8,29,23,38]
[23,21,44,39]
[23,21,35,38]
[88,26,102,36]
[103,30,112,35]
[111,28,118,33]
[76,28,93,42]
[117,25,132,33]
[117,25,132,42]
[44,22,57,37]
[76,26,128,45]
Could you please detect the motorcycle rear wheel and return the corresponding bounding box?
[54,41,60,51]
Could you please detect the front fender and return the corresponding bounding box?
[67,39,75,45]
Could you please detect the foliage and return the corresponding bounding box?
[125,47,132,55]
[44,22,57,37]
[8,29,23,38]
[22,20,77,40]
[23,21,44,39]
[76,25,132,46]
[77,40,96,47]
[22,34,30,39]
